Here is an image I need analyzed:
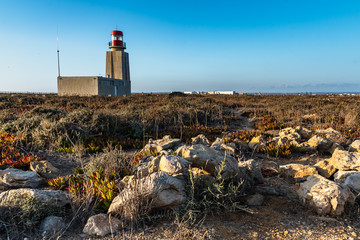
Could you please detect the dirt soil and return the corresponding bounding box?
[54,153,360,240]
[66,195,360,240]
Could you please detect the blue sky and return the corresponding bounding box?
[0,0,359,93]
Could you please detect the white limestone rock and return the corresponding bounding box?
[0,168,42,189]
[0,188,69,208]
[279,164,318,182]
[329,149,360,171]
[191,134,210,146]
[159,155,191,175]
[297,174,355,216]
[334,170,360,192]
[349,140,360,153]
[181,144,239,179]
[30,160,60,179]
[108,172,186,217]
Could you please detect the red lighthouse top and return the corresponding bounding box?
[111,30,123,36]
[109,30,126,51]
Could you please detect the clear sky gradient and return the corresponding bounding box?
[1,0,359,93]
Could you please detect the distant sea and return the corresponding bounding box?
[0,91,359,95]
[133,91,360,95]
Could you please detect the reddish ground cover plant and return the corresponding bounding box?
[0,132,38,170]
[48,167,118,211]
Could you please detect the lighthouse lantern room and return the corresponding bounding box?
[109,30,126,51]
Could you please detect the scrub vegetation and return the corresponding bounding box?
[0,93,360,239]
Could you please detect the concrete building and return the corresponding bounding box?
[207,91,236,95]
[58,30,131,96]
[184,91,200,94]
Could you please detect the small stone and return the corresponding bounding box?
[30,160,59,179]
[248,136,266,150]
[191,134,210,146]
[247,194,264,206]
[83,213,121,237]
[314,160,336,179]
[40,216,65,237]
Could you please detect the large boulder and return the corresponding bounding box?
[329,149,360,171]
[159,155,191,175]
[334,171,360,192]
[30,160,60,179]
[83,213,121,237]
[349,140,360,153]
[297,174,355,216]
[108,172,186,217]
[181,144,239,179]
[0,188,69,208]
[0,168,42,189]
[279,164,318,182]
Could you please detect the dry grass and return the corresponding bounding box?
[1,93,360,238]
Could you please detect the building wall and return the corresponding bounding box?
[97,77,130,96]
[57,50,131,96]
[105,50,131,96]
[116,79,131,96]
[106,51,123,79]
[57,77,98,96]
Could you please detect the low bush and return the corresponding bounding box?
[48,167,118,211]
[256,142,295,158]
[0,133,38,170]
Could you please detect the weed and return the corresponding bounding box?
[0,132,38,170]
[256,142,295,158]
[48,167,118,211]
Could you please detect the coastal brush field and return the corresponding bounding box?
[0,93,360,239]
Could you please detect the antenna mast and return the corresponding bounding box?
[57,27,61,77]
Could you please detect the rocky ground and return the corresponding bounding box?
[1,117,360,239]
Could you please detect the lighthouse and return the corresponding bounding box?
[106,30,131,86]
[57,29,131,96]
